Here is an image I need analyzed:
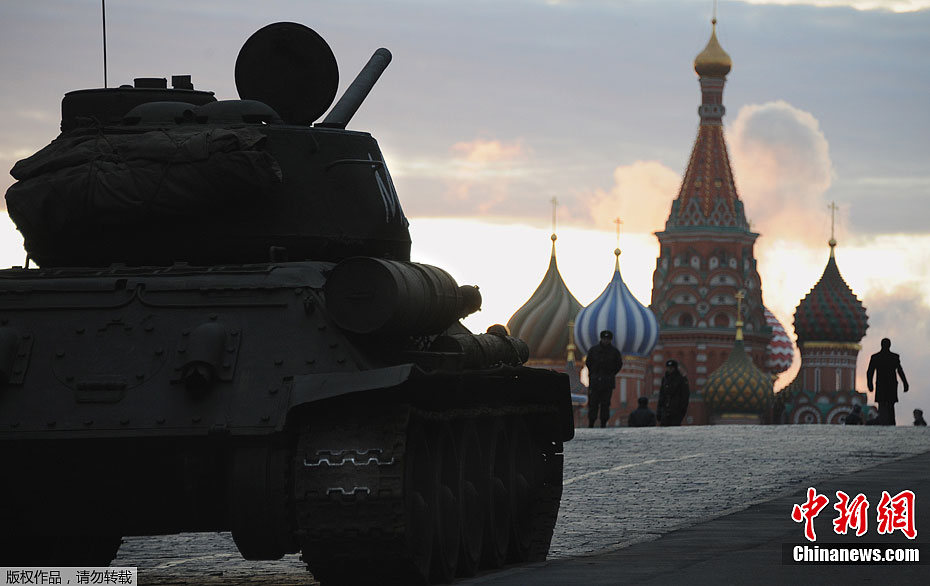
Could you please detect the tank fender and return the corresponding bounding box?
[287,364,574,442]
[288,364,418,409]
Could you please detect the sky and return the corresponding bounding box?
[1,0,928,422]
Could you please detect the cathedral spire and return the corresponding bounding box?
[613,216,623,269]
[665,16,747,231]
[550,196,559,257]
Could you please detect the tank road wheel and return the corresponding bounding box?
[455,420,485,577]
[229,445,295,560]
[429,422,461,582]
[403,421,436,584]
[508,416,540,562]
[480,417,512,569]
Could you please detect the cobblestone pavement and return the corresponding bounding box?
[111,425,930,584]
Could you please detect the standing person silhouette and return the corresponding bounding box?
[585,330,623,428]
[866,338,909,426]
[658,360,690,426]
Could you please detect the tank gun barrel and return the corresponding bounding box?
[319,48,392,129]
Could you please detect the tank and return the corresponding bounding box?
[0,22,573,585]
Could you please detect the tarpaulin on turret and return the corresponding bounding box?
[5,126,281,265]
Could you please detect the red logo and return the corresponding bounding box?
[791,487,917,541]
[833,491,869,537]
[791,487,830,542]
[877,490,917,540]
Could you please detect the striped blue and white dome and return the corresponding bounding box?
[574,250,659,357]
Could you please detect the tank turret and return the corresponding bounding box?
[6,22,410,268]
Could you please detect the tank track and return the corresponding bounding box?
[294,398,564,585]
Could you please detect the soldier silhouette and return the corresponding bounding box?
[658,359,690,426]
[866,338,909,426]
[585,330,623,428]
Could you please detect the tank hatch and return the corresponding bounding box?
[235,22,339,126]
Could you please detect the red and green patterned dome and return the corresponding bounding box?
[793,244,868,343]
[764,307,793,375]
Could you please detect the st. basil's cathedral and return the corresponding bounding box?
[506,18,870,427]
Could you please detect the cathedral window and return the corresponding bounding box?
[814,368,822,392]
[714,313,729,328]
[679,313,694,327]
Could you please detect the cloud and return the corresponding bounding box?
[391,137,537,217]
[741,0,930,13]
[729,101,836,246]
[581,160,681,234]
[855,284,930,423]
[451,138,526,164]
[15,110,56,124]
[0,149,34,163]
[442,138,531,214]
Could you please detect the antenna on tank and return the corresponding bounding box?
[101,0,108,87]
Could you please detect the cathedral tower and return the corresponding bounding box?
[648,19,771,408]
[775,225,870,424]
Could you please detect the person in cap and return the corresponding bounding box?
[584,330,623,428]
[866,338,909,425]
[913,409,927,427]
[657,359,689,426]
[627,396,657,427]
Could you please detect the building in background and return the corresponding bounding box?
[646,18,772,423]
[774,234,871,423]
[507,230,583,382]
[702,292,775,424]
[763,307,794,380]
[573,248,659,426]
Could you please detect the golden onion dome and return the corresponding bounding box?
[702,294,773,415]
[702,337,773,414]
[694,19,732,78]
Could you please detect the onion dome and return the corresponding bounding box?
[703,294,774,414]
[574,249,658,357]
[763,307,794,375]
[793,240,868,343]
[507,234,583,361]
[694,19,732,78]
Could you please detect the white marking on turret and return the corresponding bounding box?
[370,152,401,222]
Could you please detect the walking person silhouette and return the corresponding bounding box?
[866,338,909,426]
